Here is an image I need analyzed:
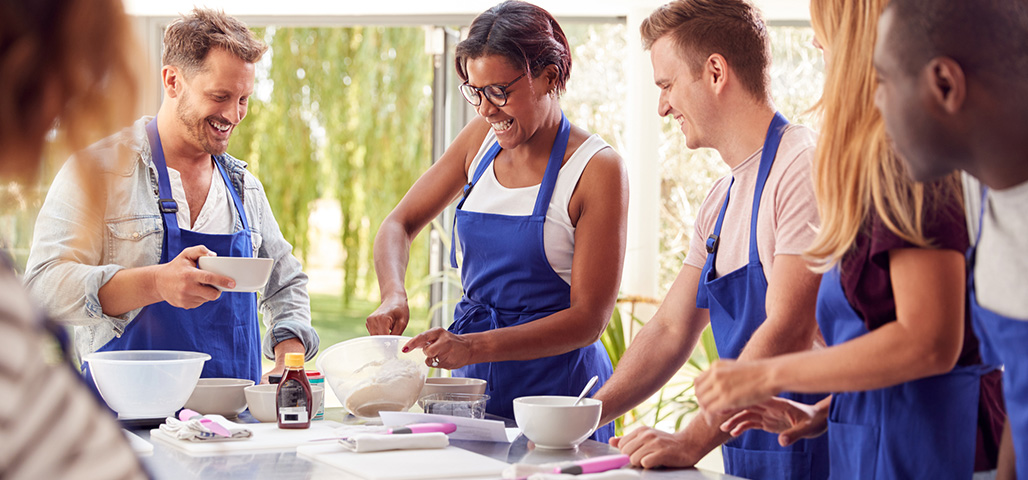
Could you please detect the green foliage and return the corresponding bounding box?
[599,307,635,370]
[601,303,720,437]
[599,305,641,435]
[232,26,434,307]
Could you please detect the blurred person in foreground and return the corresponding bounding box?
[24,8,318,386]
[367,0,628,442]
[0,0,147,477]
[873,0,1028,477]
[694,0,1005,477]
[592,0,828,476]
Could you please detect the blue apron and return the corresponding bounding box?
[818,266,980,478]
[696,112,829,480]
[84,118,261,386]
[968,189,1028,478]
[448,113,614,443]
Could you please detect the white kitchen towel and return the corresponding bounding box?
[158,417,252,442]
[527,471,640,480]
[339,432,449,452]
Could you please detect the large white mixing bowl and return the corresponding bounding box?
[84,350,210,418]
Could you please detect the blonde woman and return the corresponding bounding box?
[0,0,146,478]
[693,0,1005,477]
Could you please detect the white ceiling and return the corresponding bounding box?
[124,0,810,23]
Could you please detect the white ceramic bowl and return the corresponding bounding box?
[197,256,274,292]
[244,384,325,423]
[183,378,255,417]
[513,396,602,449]
[84,350,210,418]
[420,377,488,398]
[316,336,428,419]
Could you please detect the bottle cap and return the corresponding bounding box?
[306,370,324,379]
[285,352,304,368]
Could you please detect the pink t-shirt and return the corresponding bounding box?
[684,124,819,282]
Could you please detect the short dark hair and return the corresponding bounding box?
[162,8,267,75]
[640,0,771,101]
[455,1,571,96]
[886,0,1028,80]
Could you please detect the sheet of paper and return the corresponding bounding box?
[379,411,519,443]
[297,443,509,480]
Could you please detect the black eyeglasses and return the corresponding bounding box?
[459,72,527,107]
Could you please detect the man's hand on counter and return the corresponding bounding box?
[263,338,306,383]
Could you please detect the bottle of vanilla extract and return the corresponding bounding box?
[276,353,312,429]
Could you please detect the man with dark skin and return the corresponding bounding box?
[874,1,1028,478]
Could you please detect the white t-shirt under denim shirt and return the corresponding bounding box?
[458,129,612,286]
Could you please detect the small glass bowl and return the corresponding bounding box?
[418,393,490,419]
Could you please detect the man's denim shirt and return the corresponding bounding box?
[24,117,319,362]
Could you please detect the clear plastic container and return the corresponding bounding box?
[316,336,428,419]
[306,370,325,420]
[418,393,490,419]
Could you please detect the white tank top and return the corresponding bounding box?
[461,130,611,285]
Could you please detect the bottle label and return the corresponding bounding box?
[278,406,309,424]
[277,377,311,426]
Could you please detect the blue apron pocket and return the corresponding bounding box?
[722,443,812,480]
[827,420,879,479]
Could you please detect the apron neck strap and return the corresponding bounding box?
[146,117,183,254]
[449,112,571,268]
[532,113,571,217]
[967,186,989,288]
[457,112,571,215]
[747,111,789,260]
[214,158,249,232]
[974,186,989,247]
[706,177,735,255]
[458,141,503,210]
[705,111,789,261]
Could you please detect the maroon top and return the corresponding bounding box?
[838,182,1005,470]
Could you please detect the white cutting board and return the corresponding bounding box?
[123,429,153,456]
[297,443,509,480]
[150,416,342,456]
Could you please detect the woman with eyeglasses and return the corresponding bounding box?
[366,0,627,441]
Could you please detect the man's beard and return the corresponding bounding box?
[176,90,229,156]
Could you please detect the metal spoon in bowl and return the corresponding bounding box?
[573,375,599,406]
